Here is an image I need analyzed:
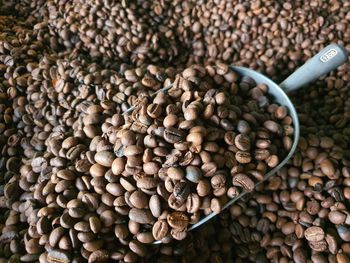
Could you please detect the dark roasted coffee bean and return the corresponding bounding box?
[164,128,185,143]
[173,182,190,202]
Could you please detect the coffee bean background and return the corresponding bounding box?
[1,0,350,263]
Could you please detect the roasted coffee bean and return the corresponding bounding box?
[4,2,345,262]
[304,226,325,242]
[88,249,109,263]
[235,134,251,151]
[235,151,252,164]
[129,208,155,224]
[232,174,255,192]
[129,190,149,209]
[167,212,189,230]
[149,195,161,218]
[49,227,65,247]
[47,249,72,263]
[164,128,185,143]
[167,167,185,180]
[152,220,169,241]
[185,166,202,183]
[173,182,190,201]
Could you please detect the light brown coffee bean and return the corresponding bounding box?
[171,228,187,241]
[129,190,149,209]
[168,193,186,210]
[143,162,160,175]
[111,158,126,175]
[232,174,255,192]
[328,210,347,225]
[149,195,161,218]
[47,249,71,263]
[136,177,158,189]
[88,249,109,263]
[152,220,169,241]
[124,145,143,157]
[264,120,281,134]
[186,193,201,213]
[89,216,101,234]
[186,132,203,146]
[129,208,155,224]
[121,130,136,146]
[90,163,107,177]
[197,179,211,197]
[57,169,76,180]
[167,211,189,230]
[320,158,335,177]
[305,226,325,242]
[167,167,185,180]
[49,227,65,247]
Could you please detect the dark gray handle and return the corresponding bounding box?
[279,44,348,93]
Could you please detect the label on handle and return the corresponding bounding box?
[320,49,338,63]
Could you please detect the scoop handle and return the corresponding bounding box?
[279,43,348,93]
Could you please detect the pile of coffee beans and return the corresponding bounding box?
[0,0,350,262]
[110,63,292,241]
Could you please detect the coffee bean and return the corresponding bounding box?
[235,134,251,151]
[167,212,189,230]
[149,195,161,218]
[173,182,190,200]
[232,174,255,192]
[111,158,126,175]
[168,193,186,210]
[129,208,155,224]
[90,163,107,177]
[237,120,251,134]
[152,220,169,241]
[264,120,281,134]
[47,249,72,263]
[167,167,185,180]
[309,240,328,252]
[129,240,147,257]
[304,226,325,242]
[164,128,185,143]
[328,210,346,224]
[136,177,158,189]
[185,166,202,183]
[88,249,109,263]
[197,179,211,197]
[320,159,335,178]
[143,162,160,175]
[235,151,252,164]
[124,145,143,157]
[57,169,76,180]
[186,132,204,147]
[49,227,65,247]
[186,193,201,213]
[89,216,101,234]
[201,162,217,177]
[129,190,149,209]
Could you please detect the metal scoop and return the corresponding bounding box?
[152,43,348,244]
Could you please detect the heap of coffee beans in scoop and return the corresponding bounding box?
[94,63,294,242]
